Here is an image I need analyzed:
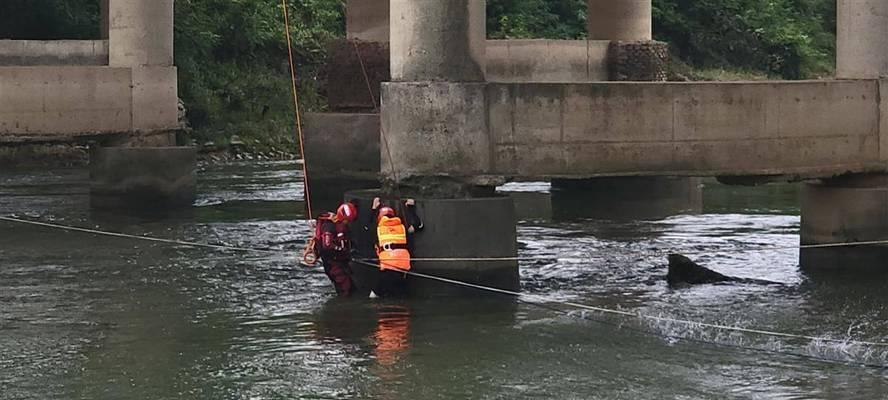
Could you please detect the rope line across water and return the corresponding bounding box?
[0,216,281,254]
[354,259,888,369]
[5,215,888,355]
[352,260,888,349]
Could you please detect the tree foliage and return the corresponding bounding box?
[488,0,587,39]
[0,0,101,39]
[653,0,835,78]
[174,0,344,140]
[487,0,835,79]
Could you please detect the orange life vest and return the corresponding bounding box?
[376,216,411,272]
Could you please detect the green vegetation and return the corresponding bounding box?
[0,0,837,151]
[0,0,101,39]
[173,0,343,152]
[488,0,835,79]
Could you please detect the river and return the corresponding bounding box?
[2,161,887,399]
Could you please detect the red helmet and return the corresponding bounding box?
[377,206,396,223]
[335,202,358,222]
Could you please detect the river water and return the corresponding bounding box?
[2,161,887,399]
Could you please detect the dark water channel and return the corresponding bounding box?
[2,161,887,399]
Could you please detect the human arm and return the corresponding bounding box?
[404,198,423,234]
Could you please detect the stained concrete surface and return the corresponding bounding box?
[486,40,609,82]
[346,190,519,295]
[382,79,885,181]
[0,40,109,66]
[390,0,486,82]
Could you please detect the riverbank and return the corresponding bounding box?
[0,141,301,169]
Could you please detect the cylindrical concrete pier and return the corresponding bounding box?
[801,174,888,271]
[346,191,519,296]
[389,0,486,82]
[836,0,888,79]
[108,0,174,67]
[586,0,652,41]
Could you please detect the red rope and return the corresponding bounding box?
[281,0,314,220]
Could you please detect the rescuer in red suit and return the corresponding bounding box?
[312,202,359,296]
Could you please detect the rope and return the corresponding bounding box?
[364,238,888,263]
[352,260,888,350]
[0,216,281,254]
[4,214,888,366]
[280,0,314,220]
[526,297,888,369]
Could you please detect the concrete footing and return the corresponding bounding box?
[346,190,519,296]
[89,146,196,211]
[801,174,888,270]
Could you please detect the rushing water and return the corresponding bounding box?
[2,161,887,399]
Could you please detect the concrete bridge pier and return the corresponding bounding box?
[801,1,888,271]
[90,0,195,212]
[551,0,696,220]
[379,0,519,292]
[801,174,888,271]
[383,0,489,192]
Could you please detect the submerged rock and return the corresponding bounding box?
[667,254,783,287]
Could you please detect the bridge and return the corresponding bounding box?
[305,0,888,272]
[0,0,884,274]
[0,0,178,146]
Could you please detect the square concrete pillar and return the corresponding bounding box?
[381,82,491,179]
[108,0,174,67]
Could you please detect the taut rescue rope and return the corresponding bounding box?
[0,217,888,368]
[280,0,314,220]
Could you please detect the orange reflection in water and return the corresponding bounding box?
[373,304,411,367]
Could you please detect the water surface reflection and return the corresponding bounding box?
[2,163,887,399]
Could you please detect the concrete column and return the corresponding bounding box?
[801,174,888,270]
[587,0,652,41]
[837,0,888,79]
[389,0,486,82]
[381,82,491,186]
[108,0,174,67]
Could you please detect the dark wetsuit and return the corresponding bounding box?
[372,204,423,297]
[316,214,356,296]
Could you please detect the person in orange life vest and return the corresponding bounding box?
[313,202,359,296]
[370,197,423,298]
